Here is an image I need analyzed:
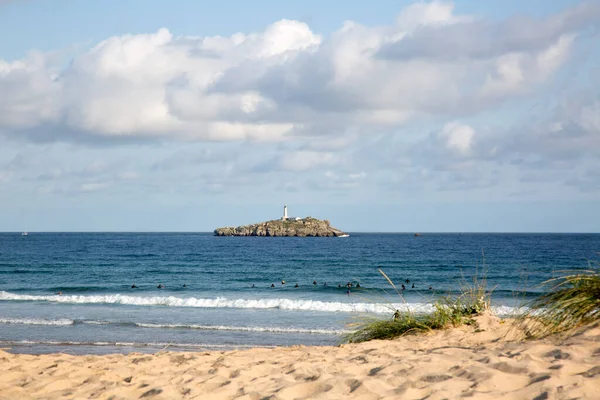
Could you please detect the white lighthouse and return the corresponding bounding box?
[282,205,288,220]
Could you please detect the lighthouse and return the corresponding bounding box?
[282,205,288,220]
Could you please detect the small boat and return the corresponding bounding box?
[21,232,28,236]
[338,234,350,238]
[414,233,421,237]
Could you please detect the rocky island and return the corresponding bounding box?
[214,206,348,237]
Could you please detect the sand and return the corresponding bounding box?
[1,315,599,399]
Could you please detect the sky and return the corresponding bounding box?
[0,0,599,232]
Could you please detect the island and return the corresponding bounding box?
[214,206,348,237]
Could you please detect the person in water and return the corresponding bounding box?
[393,310,401,321]
[270,283,275,288]
[401,284,406,290]
[313,280,317,285]
[131,284,138,289]
[411,283,415,289]
[405,279,410,284]
[183,284,187,288]
[346,288,351,296]
[294,283,299,288]
[157,284,164,289]
[356,283,361,288]
[281,280,286,285]
[251,284,255,288]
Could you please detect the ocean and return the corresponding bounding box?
[0,232,598,355]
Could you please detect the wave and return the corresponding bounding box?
[0,317,73,326]
[0,317,348,335]
[0,291,522,316]
[133,323,349,335]
[0,339,274,350]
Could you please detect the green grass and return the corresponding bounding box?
[345,268,492,343]
[515,268,600,339]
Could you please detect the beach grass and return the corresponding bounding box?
[515,268,600,339]
[345,268,492,343]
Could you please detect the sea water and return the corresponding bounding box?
[0,232,598,354]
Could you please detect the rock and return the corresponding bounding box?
[214,217,347,237]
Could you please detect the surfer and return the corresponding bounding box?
[131,284,138,289]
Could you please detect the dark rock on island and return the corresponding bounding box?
[214,217,348,237]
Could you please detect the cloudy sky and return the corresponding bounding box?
[1,0,599,232]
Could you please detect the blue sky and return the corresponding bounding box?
[1,0,599,232]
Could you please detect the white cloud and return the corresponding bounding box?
[0,1,596,147]
[440,122,475,155]
[395,0,469,31]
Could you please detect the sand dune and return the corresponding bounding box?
[1,315,599,399]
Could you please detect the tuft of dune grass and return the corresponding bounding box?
[515,268,600,339]
[345,268,492,343]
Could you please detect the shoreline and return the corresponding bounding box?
[1,315,598,399]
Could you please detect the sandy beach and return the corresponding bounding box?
[1,315,598,400]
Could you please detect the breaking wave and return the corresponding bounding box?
[0,291,521,316]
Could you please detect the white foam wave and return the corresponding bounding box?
[0,339,274,350]
[0,291,523,316]
[135,323,349,335]
[0,317,73,326]
[0,291,427,314]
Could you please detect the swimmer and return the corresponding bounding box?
[356,283,361,288]
[346,288,351,296]
[428,286,433,290]
[401,284,406,290]
[183,284,187,288]
[294,283,299,288]
[251,284,255,288]
[411,283,415,289]
[157,284,164,289]
[271,283,275,288]
[56,291,62,295]
[324,282,327,287]
[281,280,286,285]
[131,284,138,289]
[346,282,352,288]
[405,279,410,284]
[313,280,317,285]
[338,284,341,288]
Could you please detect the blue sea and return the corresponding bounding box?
[0,233,598,355]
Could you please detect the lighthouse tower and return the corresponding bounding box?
[282,205,288,220]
